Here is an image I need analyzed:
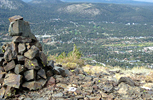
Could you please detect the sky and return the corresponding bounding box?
[22,0,153,3]
[134,0,153,2]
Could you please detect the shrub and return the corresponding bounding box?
[48,44,85,69]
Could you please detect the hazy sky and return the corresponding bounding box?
[22,0,153,3]
[134,0,153,2]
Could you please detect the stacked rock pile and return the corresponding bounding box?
[0,15,69,99]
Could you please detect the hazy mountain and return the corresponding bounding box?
[30,0,62,4]
[0,0,153,24]
[61,0,151,4]
[0,0,28,10]
[57,3,153,23]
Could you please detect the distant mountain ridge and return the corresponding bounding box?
[1,0,153,24]
[0,0,27,10]
[61,0,151,4]
[30,0,63,4]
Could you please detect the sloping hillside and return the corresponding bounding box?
[61,0,150,4]
[56,3,153,23]
[0,0,28,10]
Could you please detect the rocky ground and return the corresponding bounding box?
[6,65,153,100]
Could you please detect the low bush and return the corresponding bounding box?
[48,44,85,69]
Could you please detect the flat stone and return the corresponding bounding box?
[0,57,4,66]
[37,69,46,79]
[24,69,35,81]
[3,42,17,62]
[24,45,39,60]
[53,66,70,77]
[0,71,5,79]
[2,43,10,51]
[52,92,63,98]
[81,82,93,87]
[38,79,47,87]
[24,58,40,70]
[37,75,41,80]
[9,15,23,22]
[74,68,85,75]
[13,36,32,43]
[85,89,93,95]
[75,88,82,95]
[4,48,12,62]
[141,93,152,100]
[39,51,47,67]
[18,43,26,55]
[56,83,67,89]
[0,53,4,57]
[53,66,61,75]
[4,73,22,88]
[17,55,25,62]
[0,67,4,72]
[100,91,108,98]
[0,71,5,84]
[55,75,63,83]
[107,93,114,100]
[10,42,18,55]
[37,98,48,100]
[4,60,16,71]
[34,40,42,51]
[87,96,101,100]
[63,69,71,77]
[0,87,5,99]
[14,64,25,74]
[46,77,56,87]
[84,76,93,81]
[76,74,85,81]
[116,82,129,95]
[102,85,114,93]
[74,96,84,99]
[9,20,22,36]
[47,60,54,69]
[46,70,53,77]
[24,98,32,100]
[9,19,36,40]
[4,86,16,98]
[22,79,46,90]
[118,77,137,86]
[25,43,31,50]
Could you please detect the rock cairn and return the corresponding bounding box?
[0,15,69,99]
